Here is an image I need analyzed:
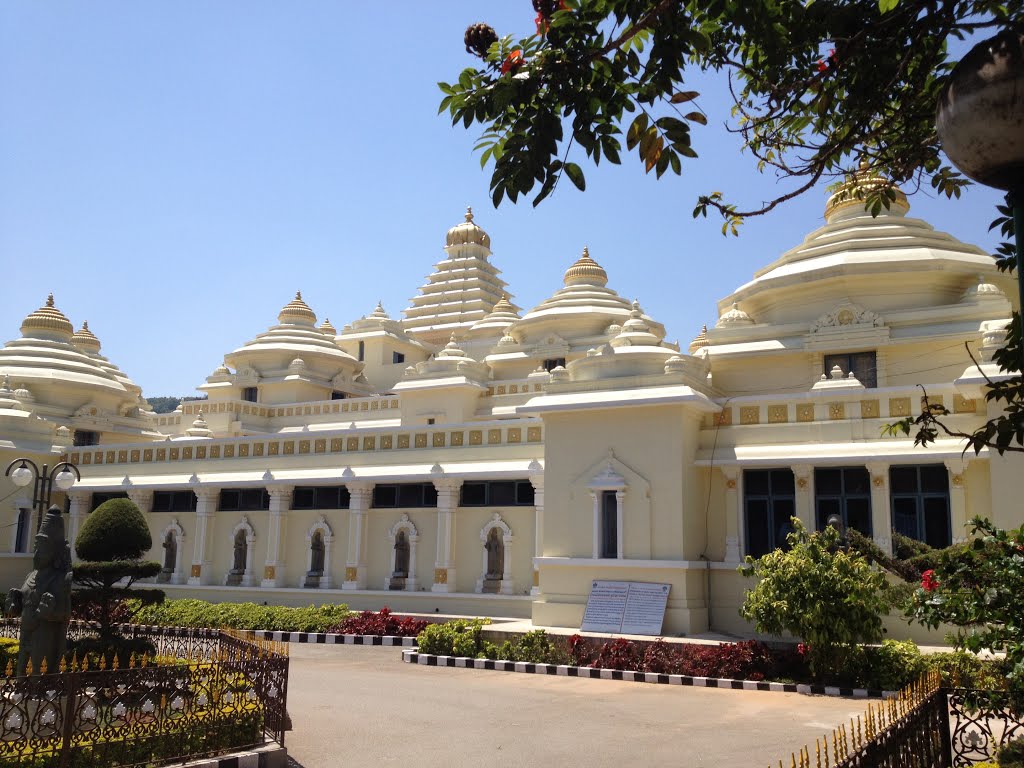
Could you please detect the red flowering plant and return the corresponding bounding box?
[500,49,525,75]
[330,606,428,637]
[909,517,1024,713]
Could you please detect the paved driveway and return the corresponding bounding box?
[284,644,868,768]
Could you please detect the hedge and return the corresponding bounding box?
[132,598,350,633]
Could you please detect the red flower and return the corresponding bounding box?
[797,642,809,656]
[501,49,525,74]
[921,569,939,592]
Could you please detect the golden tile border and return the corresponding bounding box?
[860,400,880,419]
[362,436,376,451]
[195,447,206,460]
[315,439,326,453]
[508,428,522,443]
[298,440,310,454]
[433,568,448,584]
[156,448,166,462]
[168,449,178,461]
[143,449,153,462]
[796,404,815,422]
[190,565,201,578]
[283,442,294,455]
[469,430,482,445]
[345,567,358,581]
[117,450,128,463]
[767,405,787,424]
[81,453,92,465]
[527,427,542,443]
[381,435,393,450]
[487,429,502,444]
[239,444,250,457]
[432,432,445,447]
[415,434,427,448]
[829,403,845,420]
[715,408,732,426]
[331,438,344,452]
[740,406,759,425]
[130,450,141,463]
[210,445,220,459]
[954,394,977,413]
[268,442,279,456]
[346,437,359,451]
[264,565,276,580]
[254,443,264,457]
[224,445,235,459]
[397,434,410,449]
[450,432,464,447]
[889,397,911,417]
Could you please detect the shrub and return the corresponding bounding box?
[998,736,1024,768]
[496,630,569,664]
[924,650,1008,690]
[858,640,926,691]
[133,598,350,633]
[0,638,18,672]
[416,619,492,657]
[740,520,892,681]
[566,634,594,667]
[75,498,152,561]
[330,607,428,637]
[592,638,639,670]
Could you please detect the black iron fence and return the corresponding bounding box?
[0,620,289,768]
[774,670,1024,767]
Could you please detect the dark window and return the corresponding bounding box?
[459,480,535,506]
[14,508,30,553]
[372,483,437,508]
[292,486,351,510]
[823,351,877,388]
[73,430,100,447]
[542,358,566,372]
[393,351,405,364]
[427,418,435,425]
[815,467,872,536]
[242,387,258,403]
[358,341,365,362]
[744,469,796,558]
[890,465,951,549]
[218,488,270,511]
[600,491,618,558]
[152,490,198,513]
[331,391,346,400]
[90,491,128,511]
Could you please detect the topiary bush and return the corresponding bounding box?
[75,498,152,561]
[416,619,493,658]
[496,630,569,665]
[72,498,163,645]
[133,598,350,633]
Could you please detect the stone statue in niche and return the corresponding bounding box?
[482,528,503,593]
[5,506,72,675]
[158,531,176,583]
[389,530,410,590]
[304,531,325,588]
[225,530,246,586]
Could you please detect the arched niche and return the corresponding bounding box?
[303,516,334,589]
[224,516,256,587]
[475,513,513,595]
[385,513,419,591]
[158,518,186,584]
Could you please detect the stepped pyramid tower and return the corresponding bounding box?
[402,207,519,346]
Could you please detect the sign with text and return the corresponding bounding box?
[580,580,671,635]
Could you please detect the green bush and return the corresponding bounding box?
[416,619,492,658]
[132,598,350,633]
[0,638,18,672]
[998,736,1024,768]
[495,630,569,664]
[859,640,926,691]
[75,498,151,561]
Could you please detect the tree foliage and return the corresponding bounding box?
[739,520,894,680]
[442,0,1018,224]
[72,498,163,642]
[909,517,1024,712]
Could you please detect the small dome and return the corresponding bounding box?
[824,161,909,222]
[961,274,1005,302]
[496,327,519,347]
[21,294,74,339]
[72,321,101,353]
[0,375,21,411]
[688,324,709,354]
[186,412,213,438]
[289,357,307,371]
[716,303,755,328]
[563,247,608,287]
[319,317,337,336]
[277,291,317,326]
[437,334,468,359]
[446,207,491,249]
[14,386,34,403]
[369,302,390,320]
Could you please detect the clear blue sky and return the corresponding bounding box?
[0,2,1007,397]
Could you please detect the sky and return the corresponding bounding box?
[0,2,1008,398]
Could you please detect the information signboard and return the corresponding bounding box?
[580,580,671,635]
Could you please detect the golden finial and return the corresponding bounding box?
[465,206,474,222]
[129,653,136,669]
[111,653,119,671]
[81,654,89,671]
[46,294,54,307]
[4,659,12,678]
[98,654,106,671]
[59,656,67,674]
[24,658,32,676]
[790,752,797,768]
[295,291,302,300]
[39,657,47,675]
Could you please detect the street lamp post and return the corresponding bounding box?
[5,458,80,535]
[936,29,1024,372]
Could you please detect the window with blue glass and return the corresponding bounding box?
[890,465,950,549]
[743,469,796,558]
[815,467,872,536]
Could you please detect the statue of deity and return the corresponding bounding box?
[5,506,72,676]
[485,528,503,580]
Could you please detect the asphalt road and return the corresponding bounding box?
[283,644,868,768]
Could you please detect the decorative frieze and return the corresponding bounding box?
[767,405,787,424]
[860,400,879,418]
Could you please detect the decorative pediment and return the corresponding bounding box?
[531,333,570,358]
[810,303,882,333]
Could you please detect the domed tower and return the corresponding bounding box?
[402,208,517,346]
[209,292,372,407]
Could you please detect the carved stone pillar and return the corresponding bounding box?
[343,482,373,589]
[188,488,219,586]
[721,467,741,562]
[67,491,91,559]
[432,478,462,592]
[262,486,293,588]
[866,462,892,555]
[945,459,969,543]
[529,474,544,595]
[792,464,814,530]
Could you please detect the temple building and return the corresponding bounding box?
[1,182,1021,638]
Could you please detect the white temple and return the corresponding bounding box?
[0,183,1020,638]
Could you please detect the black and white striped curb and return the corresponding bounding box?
[179,743,285,768]
[401,650,895,699]
[250,630,416,646]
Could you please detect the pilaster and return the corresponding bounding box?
[529,474,544,595]
[865,462,892,555]
[945,459,969,543]
[188,488,219,586]
[262,486,293,588]
[432,478,462,592]
[721,467,740,562]
[792,464,814,531]
[67,491,91,559]
[343,482,373,590]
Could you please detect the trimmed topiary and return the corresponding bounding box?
[76,497,152,561]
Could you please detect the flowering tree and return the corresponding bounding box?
[909,517,1024,711]
[739,520,894,681]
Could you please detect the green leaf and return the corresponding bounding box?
[878,0,899,12]
[564,162,586,191]
[626,114,648,151]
